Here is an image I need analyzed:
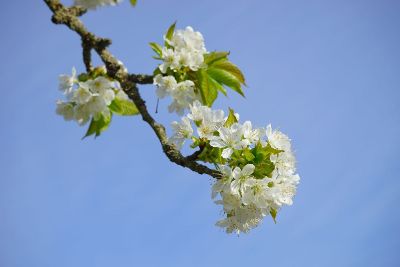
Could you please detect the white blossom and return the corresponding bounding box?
[58,67,76,97]
[266,124,291,151]
[73,86,93,105]
[215,203,263,234]
[56,101,74,121]
[159,26,207,73]
[154,75,199,115]
[56,70,120,126]
[210,125,245,158]
[230,164,255,195]
[154,74,177,98]
[242,121,262,146]
[73,104,90,125]
[169,117,193,149]
[187,100,208,122]
[159,48,178,73]
[197,109,225,140]
[211,165,233,199]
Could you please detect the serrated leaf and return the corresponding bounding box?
[83,113,112,138]
[224,108,238,127]
[204,51,230,65]
[164,22,176,46]
[196,69,218,107]
[207,67,244,97]
[270,208,277,223]
[212,60,246,85]
[129,0,137,6]
[149,42,162,57]
[208,75,227,96]
[109,97,139,116]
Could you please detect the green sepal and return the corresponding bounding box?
[129,0,137,6]
[83,113,112,138]
[77,73,89,82]
[270,208,277,223]
[149,42,163,57]
[109,97,139,116]
[90,67,107,79]
[190,137,201,149]
[224,108,238,127]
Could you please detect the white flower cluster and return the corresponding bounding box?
[153,74,200,115]
[160,26,207,73]
[153,26,207,115]
[74,0,122,10]
[169,101,300,234]
[56,67,126,125]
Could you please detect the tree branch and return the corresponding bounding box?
[44,0,221,179]
[128,74,154,85]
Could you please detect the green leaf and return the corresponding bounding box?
[190,137,201,149]
[149,42,163,57]
[252,161,275,179]
[207,67,244,97]
[129,0,137,6]
[250,142,279,178]
[83,113,112,138]
[208,75,227,96]
[198,145,225,165]
[109,97,139,116]
[270,208,277,223]
[204,51,230,65]
[77,73,89,82]
[211,60,246,85]
[164,22,176,46]
[224,108,238,127]
[196,69,218,107]
[243,148,255,161]
[263,143,284,155]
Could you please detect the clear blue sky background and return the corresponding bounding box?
[1,0,399,266]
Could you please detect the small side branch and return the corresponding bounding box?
[82,39,92,72]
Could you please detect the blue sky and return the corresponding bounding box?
[1,0,399,266]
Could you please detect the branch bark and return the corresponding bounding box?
[44,0,221,179]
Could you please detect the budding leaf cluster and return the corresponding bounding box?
[151,23,246,113]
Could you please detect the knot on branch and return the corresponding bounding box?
[69,6,87,17]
